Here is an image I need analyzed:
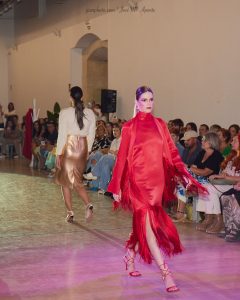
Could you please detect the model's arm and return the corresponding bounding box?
[86,110,96,152]
[161,120,186,172]
[107,124,130,196]
[56,110,67,156]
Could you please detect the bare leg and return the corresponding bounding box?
[61,186,72,210]
[74,185,91,205]
[74,185,93,220]
[145,212,179,292]
[61,186,74,222]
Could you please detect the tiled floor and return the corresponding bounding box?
[0,159,240,299]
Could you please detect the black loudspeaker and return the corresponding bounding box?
[101,89,117,113]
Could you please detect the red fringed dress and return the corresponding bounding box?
[108,112,206,264]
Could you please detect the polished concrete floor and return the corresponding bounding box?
[0,158,240,300]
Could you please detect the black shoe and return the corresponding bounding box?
[104,191,113,198]
[217,232,226,238]
[225,233,240,242]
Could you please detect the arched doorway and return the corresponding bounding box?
[71,34,108,103]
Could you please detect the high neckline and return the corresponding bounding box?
[137,111,153,120]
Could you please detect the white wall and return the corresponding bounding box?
[8,0,240,127]
[108,0,240,126]
[8,17,109,118]
[0,11,14,112]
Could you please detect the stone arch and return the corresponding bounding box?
[71,34,108,103]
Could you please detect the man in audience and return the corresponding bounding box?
[181,130,202,167]
[198,124,209,141]
[172,118,184,139]
[170,129,184,158]
[172,130,203,221]
[43,120,58,145]
[210,124,221,133]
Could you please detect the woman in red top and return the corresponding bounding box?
[108,86,206,293]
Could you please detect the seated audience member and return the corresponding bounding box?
[84,125,121,193]
[172,118,184,140]
[173,130,202,221]
[45,145,57,177]
[218,128,232,158]
[228,124,240,141]
[32,120,43,168]
[86,124,111,172]
[2,118,22,158]
[186,122,198,132]
[106,122,114,141]
[181,130,202,166]
[96,120,106,127]
[167,120,173,131]
[119,119,127,127]
[198,124,209,141]
[175,132,223,222]
[93,104,107,123]
[109,114,120,125]
[38,121,58,169]
[220,181,240,242]
[170,129,184,158]
[200,134,240,235]
[0,104,4,128]
[43,120,58,145]
[209,124,221,133]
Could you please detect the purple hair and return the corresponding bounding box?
[136,86,153,100]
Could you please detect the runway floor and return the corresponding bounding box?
[0,159,240,300]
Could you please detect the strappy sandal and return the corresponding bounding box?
[159,262,179,292]
[123,252,142,277]
[65,210,74,223]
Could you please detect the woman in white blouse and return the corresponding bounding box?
[55,86,96,222]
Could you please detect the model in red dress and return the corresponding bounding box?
[108,86,206,292]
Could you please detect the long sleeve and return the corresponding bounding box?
[107,124,131,195]
[86,110,96,152]
[56,110,68,155]
[161,120,186,173]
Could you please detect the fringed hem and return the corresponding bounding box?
[126,206,183,264]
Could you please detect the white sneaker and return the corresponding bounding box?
[13,155,19,159]
[98,189,105,195]
[83,172,97,180]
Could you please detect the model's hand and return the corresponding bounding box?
[113,194,121,201]
[55,155,62,169]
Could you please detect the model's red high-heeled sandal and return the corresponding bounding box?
[123,255,142,277]
[159,263,179,293]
